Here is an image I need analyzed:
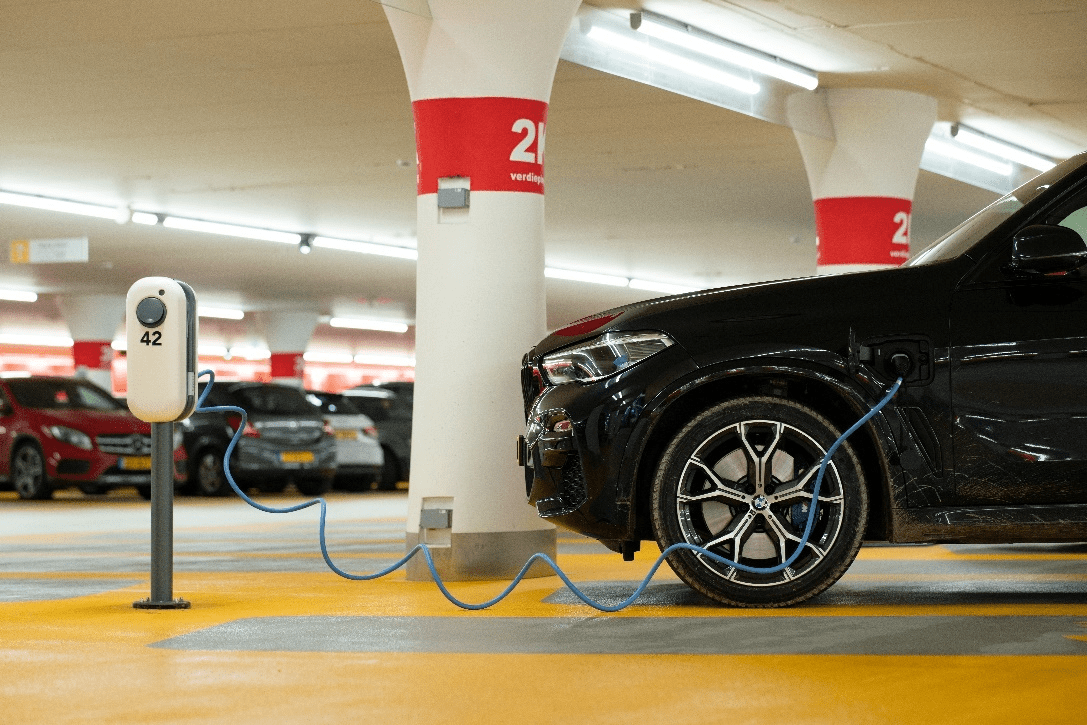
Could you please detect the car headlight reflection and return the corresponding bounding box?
[46,425,93,451]
[541,331,674,385]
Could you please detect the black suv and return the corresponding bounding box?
[180,381,336,496]
[520,151,1087,608]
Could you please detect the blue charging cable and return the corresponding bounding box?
[196,370,902,611]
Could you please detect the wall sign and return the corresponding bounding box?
[413,97,548,195]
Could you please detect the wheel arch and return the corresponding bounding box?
[628,362,897,543]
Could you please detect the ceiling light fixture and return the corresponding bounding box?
[951,124,1057,172]
[0,333,75,347]
[198,306,245,320]
[545,267,631,287]
[299,234,313,255]
[586,26,761,95]
[162,216,302,245]
[0,191,116,219]
[628,278,699,294]
[924,138,1013,176]
[329,318,410,333]
[631,11,818,90]
[303,350,355,364]
[313,236,419,260]
[226,346,271,360]
[0,289,39,303]
[354,353,416,367]
[131,211,162,225]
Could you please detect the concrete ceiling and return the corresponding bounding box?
[1,0,1083,351]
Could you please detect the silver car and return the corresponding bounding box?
[305,391,384,491]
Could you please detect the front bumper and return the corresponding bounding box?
[518,344,697,542]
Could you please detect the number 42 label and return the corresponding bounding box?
[140,331,163,346]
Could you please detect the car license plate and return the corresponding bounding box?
[120,455,152,471]
[280,451,315,464]
[335,430,358,441]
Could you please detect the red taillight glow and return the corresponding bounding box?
[363,425,379,438]
[226,413,260,438]
[323,421,335,437]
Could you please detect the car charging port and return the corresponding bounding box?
[856,335,933,386]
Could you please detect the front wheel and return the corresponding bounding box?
[651,396,868,608]
[13,443,51,500]
[195,448,230,496]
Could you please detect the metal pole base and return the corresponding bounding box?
[133,597,191,610]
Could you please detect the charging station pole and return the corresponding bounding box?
[134,421,190,609]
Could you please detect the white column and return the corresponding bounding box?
[264,310,319,388]
[384,0,580,580]
[57,294,125,393]
[787,89,937,274]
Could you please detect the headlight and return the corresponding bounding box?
[541,331,675,385]
[46,425,93,451]
[173,428,184,450]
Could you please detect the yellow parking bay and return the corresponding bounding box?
[2,490,1085,724]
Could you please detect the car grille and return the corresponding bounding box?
[96,434,152,455]
[520,364,545,420]
[537,451,588,518]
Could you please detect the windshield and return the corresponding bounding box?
[7,378,121,411]
[907,159,1082,266]
[305,392,361,415]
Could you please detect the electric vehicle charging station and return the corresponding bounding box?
[126,277,198,610]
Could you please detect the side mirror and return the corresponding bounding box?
[1007,224,1087,275]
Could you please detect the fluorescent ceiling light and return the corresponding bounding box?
[329,317,410,333]
[111,339,126,351]
[924,138,1013,176]
[199,306,245,320]
[313,236,419,260]
[634,12,818,90]
[198,344,229,357]
[354,353,416,367]
[226,346,271,360]
[303,350,355,364]
[952,125,1057,172]
[0,289,38,303]
[586,26,760,95]
[0,371,32,378]
[131,211,160,225]
[545,267,630,287]
[162,216,301,245]
[0,191,117,219]
[628,278,699,294]
[0,333,74,347]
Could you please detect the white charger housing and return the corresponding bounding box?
[125,277,198,422]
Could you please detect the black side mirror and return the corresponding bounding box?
[1007,224,1087,275]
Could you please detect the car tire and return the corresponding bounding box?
[12,443,52,500]
[79,483,107,496]
[295,477,331,496]
[377,448,400,491]
[136,486,152,501]
[258,480,288,494]
[651,396,868,608]
[195,447,230,497]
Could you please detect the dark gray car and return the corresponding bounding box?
[180,381,337,496]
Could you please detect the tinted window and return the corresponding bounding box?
[305,393,361,415]
[230,385,317,415]
[7,378,121,411]
[350,395,393,422]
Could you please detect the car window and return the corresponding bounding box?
[1058,206,1087,239]
[349,395,392,422]
[7,378,121,411]
[231,385,317,415]
[305,393,362,415]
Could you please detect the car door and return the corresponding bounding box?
[949,192,1087,505]
[0,385,13,477]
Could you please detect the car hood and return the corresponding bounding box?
[529,263,952,361]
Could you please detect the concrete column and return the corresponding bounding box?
[57,294,125,392]
[264,311,319,388]
[787,89,937,274]
[384,0,579,580]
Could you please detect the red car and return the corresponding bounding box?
[0,376,186,500]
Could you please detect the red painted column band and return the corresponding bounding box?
[270,352,304,379]
[413,97,548,195]
[814,196,912,267]
[73,340,113,370]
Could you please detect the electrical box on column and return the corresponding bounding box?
[126,277,198,422]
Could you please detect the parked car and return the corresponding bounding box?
[519,151,1087,608]
[179,381,336,496]
[343,383,412,489]
[0,375,186,500]
[305,391,384,491]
